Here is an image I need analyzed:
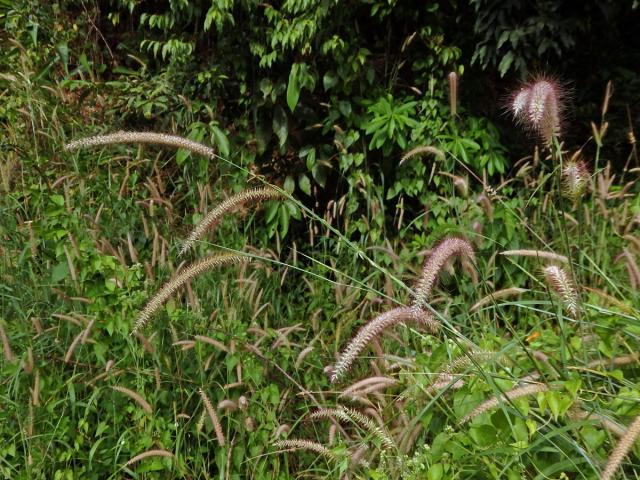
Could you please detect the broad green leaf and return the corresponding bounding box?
[211,125,230,157]
[298,173,311,196]
[287,63,302,112]
[272,107,288,146]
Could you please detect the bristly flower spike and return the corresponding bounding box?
[180,187,284,256]
[542,265,579,318]
[511,87,532,121]
[132,253,248,334]
[413,236,475,309]
[601,414,640,480]
[329,306,440,383]
[65,131,218,159]
[562,154,589,202]
[448,72,458,117]
[509,77,563,147]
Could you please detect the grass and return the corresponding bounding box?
[1,41,640,480]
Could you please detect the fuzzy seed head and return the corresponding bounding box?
[329,306,440,383]
[180,187,284,256]
[413,236,476,309]
[274,439,334,458]
[511,87,531,119]
[309,406,396,450]
[125,449,174,466]
[460,383,549,424]
[198,388,225,446]
[509,77,563,146]
[601,414,640,480]
[65,131,217,159]
[132,253,248,334]
[542,265,579,318]
[562,159,589,201]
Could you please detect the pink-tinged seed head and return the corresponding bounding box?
[562,157,589,201]
[509,76,563,147]
[511,87,531,120]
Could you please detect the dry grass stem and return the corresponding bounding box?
[132,253,248,334]
[330,307,439,383]
[179,187,283,256]
[112,386,152,414]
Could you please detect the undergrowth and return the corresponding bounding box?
[1,26,640,480]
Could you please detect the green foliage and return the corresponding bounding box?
[2,1,640,479]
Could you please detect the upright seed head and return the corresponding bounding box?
[542,265,579,318]
[562,156,589,201]
[509,77,563,147]
[448,72,458,117]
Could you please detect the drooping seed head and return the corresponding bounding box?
[413,236,476,309]
[329,306,440,383]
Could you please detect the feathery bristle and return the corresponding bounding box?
[329,307,439,383]
[399,145,445,166]
[112,386,152,413]
[460,383,549,424]
[309,406,396,450]
[125,449,174,466]
[601,414,640,480]
[132,253,248,334]
[509,77,562,146]
[448,72,458,117]
[273,439,334,458]
[562,158,589,201]
[198,388,226,446]
[542,265,579,318]
[500,249,569,264]
[512,87,532,120]
[179,188,283,256]
[413,237,475,309]
[64,131,217,158]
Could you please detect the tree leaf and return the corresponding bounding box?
[273,106,288,147]
[287,63,302,112]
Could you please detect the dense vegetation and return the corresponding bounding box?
[1,1,640,479]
